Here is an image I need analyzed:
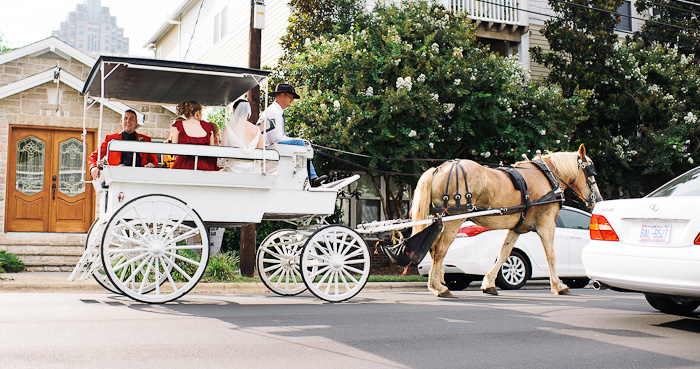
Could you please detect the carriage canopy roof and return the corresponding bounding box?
[82,56,271,106]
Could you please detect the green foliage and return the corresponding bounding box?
[0,32,11,53]
[0,250,26,273]
[280,0,364,62]
[201,251,240,282]
[533,0,700,198]
[171,250,240,282]
[280,0,588,216]
[634,0,700,56]
[206,107,229,131]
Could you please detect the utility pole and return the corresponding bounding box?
[240,0,264,277]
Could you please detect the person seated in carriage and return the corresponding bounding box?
[257,83,328,187]
[217,99,265,172]
[170,100,219,171]
[88,109,158,180]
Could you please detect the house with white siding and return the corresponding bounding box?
[143,0,642,228]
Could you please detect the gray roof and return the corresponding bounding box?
[82,56,271,106]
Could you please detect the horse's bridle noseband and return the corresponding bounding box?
[575,156,599,207]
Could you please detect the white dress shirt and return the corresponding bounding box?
[258,101,291,145]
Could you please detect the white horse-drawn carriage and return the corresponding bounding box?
[69,56,369,303]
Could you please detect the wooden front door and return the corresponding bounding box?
[6,127,95,233]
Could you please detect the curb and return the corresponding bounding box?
[0,275,428,294]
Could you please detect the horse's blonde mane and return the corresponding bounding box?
[545,151,580,181]
[516,151,580,182]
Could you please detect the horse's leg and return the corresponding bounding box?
[481,230,520,295]
[427,221,461,298]
[537,227,571,295]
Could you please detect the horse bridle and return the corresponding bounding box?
[551,156,600,207]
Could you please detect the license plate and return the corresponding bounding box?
[639,224,671,243]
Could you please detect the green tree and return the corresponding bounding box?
[634,0,700,56]
[0,32,11,53]
[281,0,588,218]
[533,0,700,198]
[280,0,363,62]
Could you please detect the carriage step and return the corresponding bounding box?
[1,243,85,272]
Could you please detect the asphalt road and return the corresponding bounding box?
[2,288,699,369]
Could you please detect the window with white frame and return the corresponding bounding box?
[213,6,228,44]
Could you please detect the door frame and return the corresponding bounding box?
[5,125,97,233]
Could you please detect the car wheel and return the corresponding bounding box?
[561,277,590,289]
[495,250,530,290]
[644,293,700,316]
[444,274,472,291]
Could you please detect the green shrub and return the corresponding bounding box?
[201,252,240,282]
[0,250,26,273]
[171,250,240,283]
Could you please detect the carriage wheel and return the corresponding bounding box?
[256,229,307,296]
[85,219,120,294]
[300,225,370,302]
[101,194,209,303]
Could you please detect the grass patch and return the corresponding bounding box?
[368,275,427,282]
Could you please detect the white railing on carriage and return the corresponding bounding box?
[438,0,529,26]
[105,140,281,168]
[355,208,504,234]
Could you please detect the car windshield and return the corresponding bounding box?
[647,166,700,197]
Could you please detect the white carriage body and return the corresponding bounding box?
[98,141,347,225]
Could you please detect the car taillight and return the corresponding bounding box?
[458,225,491,237]
[695,233,700,245]
[590,214,619,241]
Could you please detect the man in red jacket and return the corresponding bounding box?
[88,109,158,180]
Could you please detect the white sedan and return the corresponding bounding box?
[583,166,700,315]
[417,206,592,290]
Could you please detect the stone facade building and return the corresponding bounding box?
[0,37,175,270]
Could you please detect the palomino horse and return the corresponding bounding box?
[410,144,602,297]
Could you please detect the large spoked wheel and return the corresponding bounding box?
[300,225,370,302]
[101,194,209,303]
[256,229,307,296]
[85,219,120,294]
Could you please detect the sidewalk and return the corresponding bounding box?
[0,272,427,294]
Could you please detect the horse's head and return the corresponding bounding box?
[571,144,603,208]
[549,144,603,208]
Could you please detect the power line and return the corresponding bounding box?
[472,0,700,49]
[552,0,700,35]
[670,0,700,8]
[183,0,204,60]
[641,0,700,17]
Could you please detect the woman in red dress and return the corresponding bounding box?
[170,100,219,171]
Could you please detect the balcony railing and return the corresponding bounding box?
[439,0,528,26]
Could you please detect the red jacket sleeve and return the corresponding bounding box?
[87,135,112,169]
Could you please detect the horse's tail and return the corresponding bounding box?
[411,168,434,236]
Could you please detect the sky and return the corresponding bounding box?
[0,0,179,56]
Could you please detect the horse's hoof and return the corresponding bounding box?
[438,290,455,298]
[558,288,572,295]
[482,287,498,295]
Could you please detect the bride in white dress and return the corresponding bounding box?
[218,101,265,172]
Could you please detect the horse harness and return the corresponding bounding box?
[429,159,565,230]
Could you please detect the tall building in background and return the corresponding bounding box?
[51,0,128,56]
